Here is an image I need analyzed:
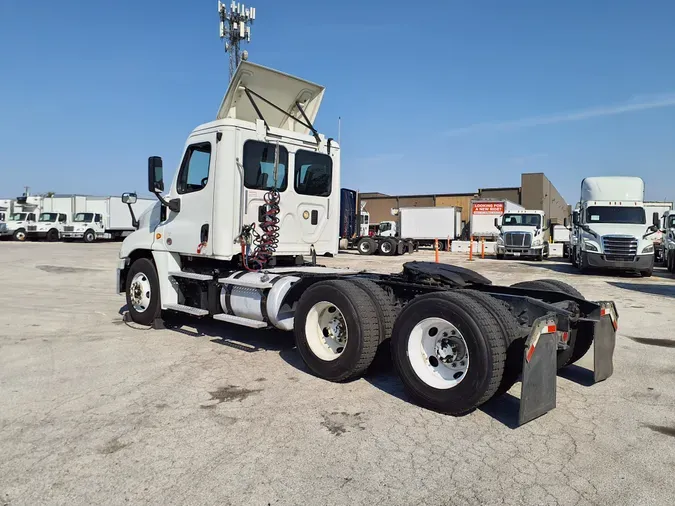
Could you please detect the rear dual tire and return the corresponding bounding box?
[390,291,507,415]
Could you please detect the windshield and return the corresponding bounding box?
[502,214,541,227]
[10,213,27,221]
[39,213,58,222]
[379,222,392,233]
[668,216,675,229]
[73,213,93,222]
[586,206,645,225]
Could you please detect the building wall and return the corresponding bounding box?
[478,187,522,204]
[435,195,474,222]
[521,173,569,224]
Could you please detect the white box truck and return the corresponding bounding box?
[470,199,524,239]
[115,61,618,425]
[571,176,659,276]
[644,201,673,264]
[62,196,155,242]
[354,206,461,255]
[1,192,43,241]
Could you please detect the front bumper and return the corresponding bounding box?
[497,245,544,257]
[62,232,85,239]
[586,252,654,270]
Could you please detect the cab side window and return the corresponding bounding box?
[28,213,36,221]
[177,142,212,195]
[59,214,67,223]
[95,214,102,223]
[243,140,289,191]
[294,150,332,197]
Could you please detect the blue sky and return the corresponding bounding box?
[1,0,674,204]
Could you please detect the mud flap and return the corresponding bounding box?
[593,302,618,383]
[519,315,558,426]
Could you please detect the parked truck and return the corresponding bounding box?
[643,201,673,264]
[355,206,461,255]
[571,176,659,276]
[470,199,524,239]
[61,196,154,242]
[116,61,617,425]
[0,190,42,241]
[662,210,675,273]
[495,209,550,260]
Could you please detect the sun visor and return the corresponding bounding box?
[216,61,325,135]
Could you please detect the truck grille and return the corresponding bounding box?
[27,226,37,231]
[64,226,74,232]
[504,232,532,248]
[602,236,637,261]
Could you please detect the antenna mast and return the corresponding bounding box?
[219,1,256,81]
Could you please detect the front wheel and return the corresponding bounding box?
[83,229,96,243]
[641,268,653,278]
[13,229,26,241]
[125,258,161,325]
[46,228,59,242]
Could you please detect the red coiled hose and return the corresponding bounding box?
[245,189,281,270]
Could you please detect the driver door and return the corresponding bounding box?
[160,132,217,255]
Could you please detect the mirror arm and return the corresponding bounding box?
[126,204,138,229]
[153,191,180,213]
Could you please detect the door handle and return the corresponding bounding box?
[200,224,209,243]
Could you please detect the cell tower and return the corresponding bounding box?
[218,1,256,80]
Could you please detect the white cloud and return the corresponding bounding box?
[445,92,675,136]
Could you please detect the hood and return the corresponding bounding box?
[216,61,325,135]
[501,226,540,235]
[583,223,653,239]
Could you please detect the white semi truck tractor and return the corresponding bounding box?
[571,177,658,276]
[116,61,618,425]
[495,210,550,261]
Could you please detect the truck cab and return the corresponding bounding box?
[495,210,549,260]
[62,212,105,242]
[663,210,675,273]
[572,177,657,276]
[27,212,68,241]
[0,211,39,241]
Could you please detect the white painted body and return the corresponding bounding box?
[61,196,155,240]
[399,207,460,240]
[574,176,654,271]
[552,225,570,243]
[495,209,548,257]
[0,195,42,238]
[470,199,524,239]
[118,62,343,329]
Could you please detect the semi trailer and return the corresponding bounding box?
[571,177,658,276]
[117,61,617,425]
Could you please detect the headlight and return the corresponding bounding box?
[497,236,504,245]
[642,244,654,253]
[532,239,542,246]
[584,241,598,252]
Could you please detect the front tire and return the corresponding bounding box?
[391,292,506,415]
[294,280,381,382]
[13,229,26,241]
[641,267,653,278]
[125,258,161,325]
[46,228,59,242]
[83,229,95,243]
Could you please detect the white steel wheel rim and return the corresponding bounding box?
[130,272,152,313]
[305,301,349,361]
[381,242,392,253]
[407,317,470,389]
[16,231,25,241]
[359,242,370,253]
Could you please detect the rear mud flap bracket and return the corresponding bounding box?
[519,315,558,426]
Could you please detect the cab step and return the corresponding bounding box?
[218,277,273,289]
[169,271,212,281]
[164,303,209,316]
[212,313,268,328]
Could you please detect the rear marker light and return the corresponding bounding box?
[562,331,569,343]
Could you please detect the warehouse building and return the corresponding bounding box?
[359,172,568,227]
